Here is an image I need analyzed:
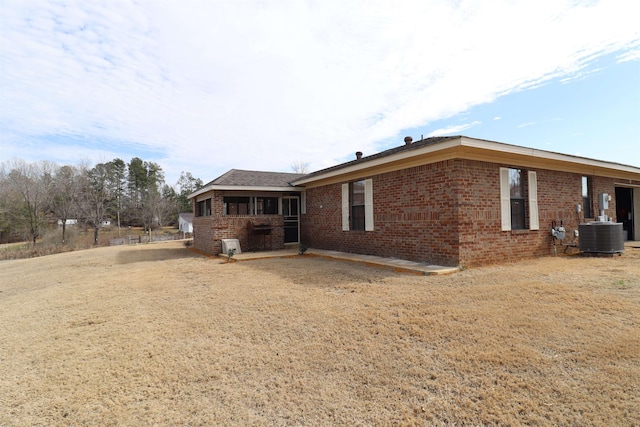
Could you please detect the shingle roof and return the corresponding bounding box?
[191,135,639,199]
[293,136,457,182]
[199,138,455,190]
[203,169,307,187]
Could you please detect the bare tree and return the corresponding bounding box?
[2,160,55,244]
[0,164,17,242]
[51,165,82,244]
[0,157,203,248]
[78,163,111,245]
[291,160,310,174]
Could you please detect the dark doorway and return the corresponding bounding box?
[282,197,299,244]
[615,187,634,240]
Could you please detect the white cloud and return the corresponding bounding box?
[517,122,536,128]
[1,0,639,182]
[427,121,482,137]
[617,46,640,63]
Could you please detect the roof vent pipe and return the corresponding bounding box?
[404,136,413,145]
[355,151,363,160]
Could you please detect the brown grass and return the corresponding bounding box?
[1,242,639,426]
[0,227,180,260]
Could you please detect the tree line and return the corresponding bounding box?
[0,158,203,245]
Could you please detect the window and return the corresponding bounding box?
[582,176,592,218]
[500,168,539,231]
[510,169,526,230]
[223,196,279,215]
[196,198,211,217]
[342,179,374,231]
[350,180,366,231]
[256,197,278,215]
[224,197,249,215]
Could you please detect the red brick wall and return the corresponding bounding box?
[457,162,586,266]
[301,159,630,267]
[301,160,461,266]
[193,190,285,255]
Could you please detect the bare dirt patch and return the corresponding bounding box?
[1,242,639,426]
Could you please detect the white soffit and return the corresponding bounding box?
[459,136,640,173]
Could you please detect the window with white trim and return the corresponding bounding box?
[582,176,592,218]
[342,179,374,231]
[351,180,365,230]
[510,169,526,229]
[500,168,539,231]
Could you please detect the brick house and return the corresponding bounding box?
[190,136,640,266]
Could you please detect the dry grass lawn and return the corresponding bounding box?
[1,241,639,426]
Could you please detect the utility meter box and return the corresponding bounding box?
[599,193,609,210]
[552,226,566,240]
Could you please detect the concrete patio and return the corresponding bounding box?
[214,240,640,275]
[218,247,460,275]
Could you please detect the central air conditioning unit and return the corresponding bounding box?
[578,222,624,254]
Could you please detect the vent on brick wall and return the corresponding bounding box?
[221,239,241,255]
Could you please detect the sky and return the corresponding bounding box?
[1,0,639,186]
